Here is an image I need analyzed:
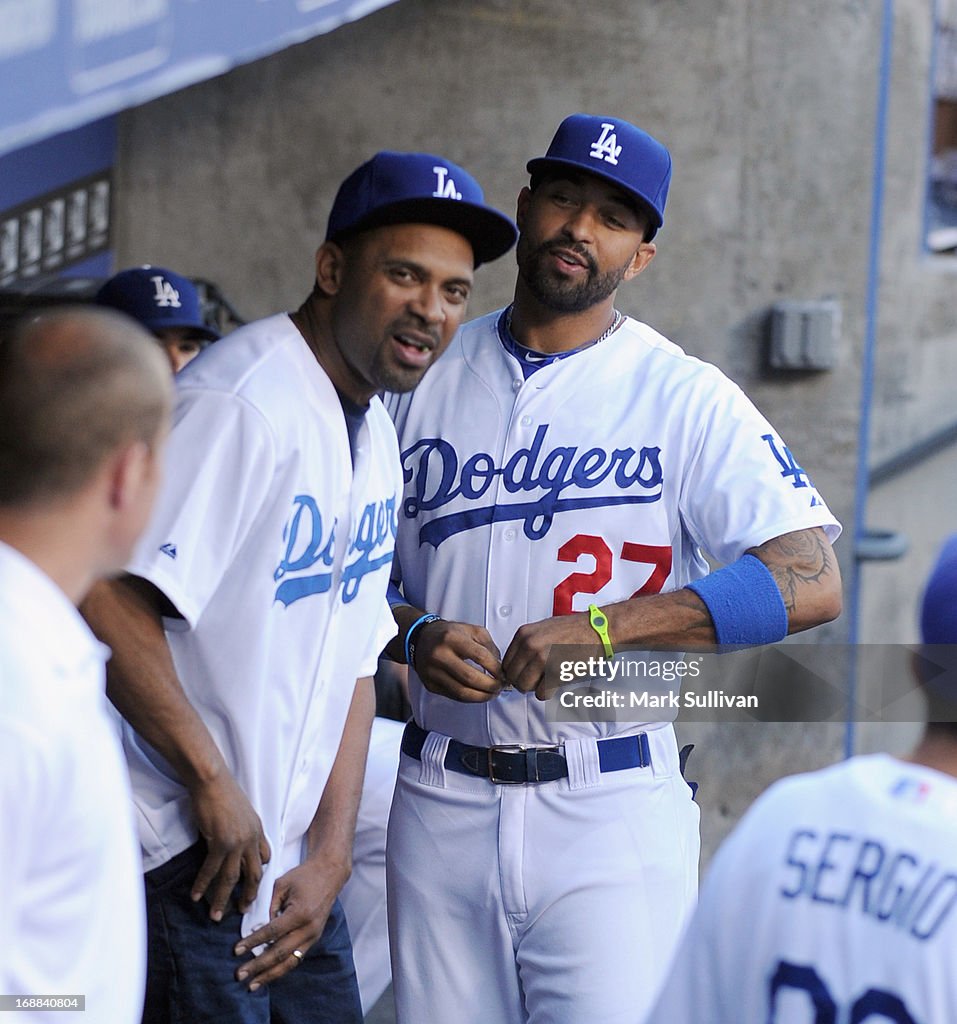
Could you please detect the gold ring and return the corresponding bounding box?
[291,949,304,964]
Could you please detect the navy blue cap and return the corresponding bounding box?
[921,535,957,645]
[526,114,672,239]
[325,151,517,267]
[95,266,219,342]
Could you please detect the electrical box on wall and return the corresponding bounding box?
[768,299,840,371]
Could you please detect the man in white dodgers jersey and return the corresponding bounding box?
[93,254,406,1017]
[647,535,957,1024]
[81,152,515,1023]
[384,113,843,1024]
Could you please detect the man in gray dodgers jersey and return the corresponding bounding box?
[385,114,843,1024]
[81,152,515,1024]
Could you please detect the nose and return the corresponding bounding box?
[560,204,598,243]
[408,283,446,325]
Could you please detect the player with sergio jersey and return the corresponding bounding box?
[647,535,957,1024]
[384,113,843,1024]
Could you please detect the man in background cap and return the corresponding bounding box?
[383,113,842,1023]
[647,535,957,1023]
[82,151,515,1023]
[95,265,220,373]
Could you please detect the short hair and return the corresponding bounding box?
[0,306,170,506]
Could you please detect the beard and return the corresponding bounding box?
[516,233,632,313]
[368,349,427,394]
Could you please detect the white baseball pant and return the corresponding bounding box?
[386,725,699,1024]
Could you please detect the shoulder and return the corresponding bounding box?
[613,317,742,396]
[426,309,503,384]
[172,314,343,444]
[383,308,504,424]
[176,314,304,400]
[717,757,873,858]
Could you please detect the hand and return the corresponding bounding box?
[413,619,505,702]
[503,613,600,701]
[187,772,271,921]
[232,857,346,991]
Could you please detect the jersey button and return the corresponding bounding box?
[511,379,522,392]
[499,604,512,617]
[504,529,516,541]
[520,415,532,427]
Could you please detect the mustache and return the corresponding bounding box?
[391,318,442,348]
[538,237,597,274]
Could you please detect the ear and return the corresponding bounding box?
[107,439,154,512]
[314,241,346,297]
[515,186,532,232]
[622,241,656,283]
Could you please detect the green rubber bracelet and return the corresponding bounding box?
[588,604,614,658]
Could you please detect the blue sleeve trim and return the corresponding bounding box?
[685,553,788,647]
[387,581,407,609]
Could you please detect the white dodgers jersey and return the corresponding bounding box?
[124,313,401,936]
[647,754,957,1024]
[387,310,841,747]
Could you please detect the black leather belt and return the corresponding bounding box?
[401,720,651,785]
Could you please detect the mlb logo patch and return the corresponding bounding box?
[890,777,931,804]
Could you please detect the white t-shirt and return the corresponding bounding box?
[124,313,401,935]
[387,311,841,746]
[647,754,957,1024]
[0,541,145,1023]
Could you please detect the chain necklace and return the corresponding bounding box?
[504,305,623,351]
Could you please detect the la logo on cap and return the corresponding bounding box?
[589,123,622,166]
[432,166,462,200]
[151,275,182,308]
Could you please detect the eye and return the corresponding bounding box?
[389,265,416,284]
[445,284,471,304]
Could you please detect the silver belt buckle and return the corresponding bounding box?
[486,743,527,784]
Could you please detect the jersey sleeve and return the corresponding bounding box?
[126,388,277,628]
[678,374,841,565]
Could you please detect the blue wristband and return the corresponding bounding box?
[685,554,788,647]
[404,612,441,666]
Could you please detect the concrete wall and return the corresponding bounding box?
[109,0,950,861]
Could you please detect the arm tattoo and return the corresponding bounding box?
[748,529,834,613]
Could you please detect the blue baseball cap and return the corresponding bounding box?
[325,151,517,267]
[921,535,957,645]
[95,266,219,341]
[526,113,672,239]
